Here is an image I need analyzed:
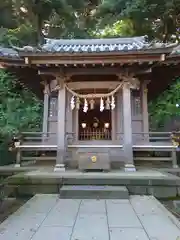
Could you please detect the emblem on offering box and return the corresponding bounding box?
[91,156,97,163]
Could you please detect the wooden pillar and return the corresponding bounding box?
[54,81,66,171]
[66,91,73,142]
[122,82,136,171]
[111,107,116,142]
[141,81,149,140]
[75,109,79,142]
[42,83,49,138]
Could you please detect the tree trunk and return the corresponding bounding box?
[36,15,44,45]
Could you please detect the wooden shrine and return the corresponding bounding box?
[1,36,180,171]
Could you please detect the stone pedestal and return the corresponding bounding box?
[14,164,21,168]
[124,164,136,172]
[54,163,66,172]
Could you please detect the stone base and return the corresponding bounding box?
[173,164,179,169]
[124,164,136,172]
[54,164,66,172]
[59,185,129,199]
[14,164,21,168]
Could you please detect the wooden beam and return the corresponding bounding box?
[67,81,121,90]
[38,66,151,76]
[29,53,166,65]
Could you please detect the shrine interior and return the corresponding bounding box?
[78,102,112,141]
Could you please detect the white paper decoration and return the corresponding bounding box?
[100,98,104,112]
[70,96,75,110]
[111,95,115,110]
[83,99,88,112]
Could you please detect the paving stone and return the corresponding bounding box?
[109,228,149,240]
[0,194,57,240]
[139,214,180,240]
[42,199,80,227]
[106,200,142,228]
[0,213,46,240]
[79,199,106,214]
[31,226,72,240]
[1,194,180,240]
[71,213,109,240]
[130,195,165,216]
[15,194,58,212]
[0,226,36,240]
[131,196,180,240]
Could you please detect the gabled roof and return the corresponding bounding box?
[19,36,176,54]
[41,36,148,53]
[0,36,178,60]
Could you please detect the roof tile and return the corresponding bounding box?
[41,36,149,53]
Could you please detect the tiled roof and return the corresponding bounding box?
[0,47,19,58]
[41,36,148,53]
[0,37,178,58]
[170,45,180,55]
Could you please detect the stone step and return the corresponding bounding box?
[59,185,129,199]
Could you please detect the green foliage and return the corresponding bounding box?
[1,0,180,44]
[149,78,180,130]
[0,1,17,29]
[96,0,180,42]
[95,20,135,38]
[0,70,42,164]
[0,70,42,137]
[0,25,37,47]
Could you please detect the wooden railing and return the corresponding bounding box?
[79,129,111,140]
[11,131,179,168]
[12,131,176,145]
[13,132,76,146]
[116,132,172,143]
[132,132,172,142]
[19,132,57,145]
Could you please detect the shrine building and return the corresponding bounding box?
[1,36,180,171]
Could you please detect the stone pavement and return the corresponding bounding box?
[0,194,180,240]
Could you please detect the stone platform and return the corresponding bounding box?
[60,185,129,199]
[7,169,180,198]
[1,194,180,239]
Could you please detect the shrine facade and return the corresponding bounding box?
[1,36,180,171]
